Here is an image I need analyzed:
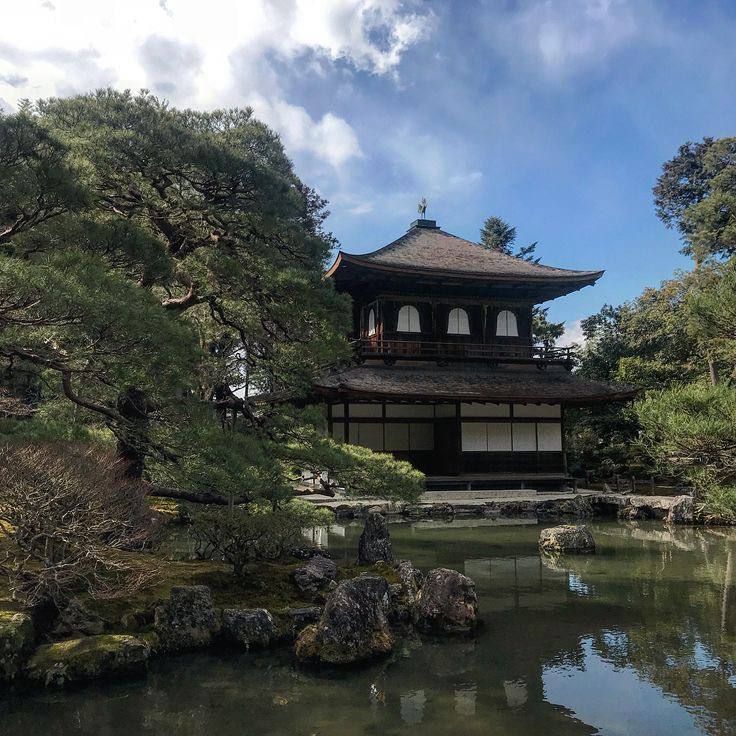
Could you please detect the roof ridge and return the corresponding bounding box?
[435,228,586,275]
[344,225,597,278]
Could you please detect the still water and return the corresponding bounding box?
[2,519,736,735]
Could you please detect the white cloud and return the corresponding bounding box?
[0,0,431,170]
[481,0,639,78]
[557,319,586,347]
[139,35,203,98]
[251,96,363,169]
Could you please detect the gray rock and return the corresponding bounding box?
[539,524,596,554]
[154,585,220,652]
[559,494,594,518]
[390,560,424,626]
[413,568,478,634]
[667,495,694,524]
[396,560,424,601]
[25,634,149,688]
[618,504,650,521]
[290,546,332,561]
[357,512,393,565]
[221,608,277,649]
[282,606,323,638]
[294,575,394,664]
[52,599,105,638]
[0,611,34,683]
[293,555,338,593]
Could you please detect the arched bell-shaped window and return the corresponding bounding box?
[367,308,376,336]
[447,307,470,335]
[496,309,518,337]
[397,305,421,333]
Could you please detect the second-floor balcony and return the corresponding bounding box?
[354,337,576,368]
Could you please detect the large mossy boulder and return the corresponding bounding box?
[413,568,478,634]
[25,634,149,688]
[293,555,337,594]
[0,611,34,683]
[294,575,394,664]
[539,524,596,554]
[221,608,277,649]
[154,585,220,652]
[357,512,393,565]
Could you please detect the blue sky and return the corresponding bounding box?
[2,0,735,341]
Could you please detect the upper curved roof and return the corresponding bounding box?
[326,221,603,285]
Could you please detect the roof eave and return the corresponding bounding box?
[329,253,603,285]
[313,383,638,405]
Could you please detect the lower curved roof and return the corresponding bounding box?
[314,362,636,405]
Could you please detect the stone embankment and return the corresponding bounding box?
[1,513,479,689]
[315,491,695,525]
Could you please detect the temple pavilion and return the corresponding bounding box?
[314,218,635,490]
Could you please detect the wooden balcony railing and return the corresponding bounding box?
[354,338,575,365]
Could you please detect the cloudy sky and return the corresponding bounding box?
[2,0,735,342]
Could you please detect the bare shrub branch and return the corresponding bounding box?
[0,443,161,608]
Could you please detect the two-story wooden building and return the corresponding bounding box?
[314,218,635,490]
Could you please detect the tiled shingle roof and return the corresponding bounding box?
[329,224,602,283]
[314,362,636,404]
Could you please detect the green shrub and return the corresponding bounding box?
[637,382,736,520]
[190,501,332,575]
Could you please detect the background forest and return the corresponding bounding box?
[568,136,736,520]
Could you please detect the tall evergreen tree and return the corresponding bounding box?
[479,216,516,254]
[0,91,423,503]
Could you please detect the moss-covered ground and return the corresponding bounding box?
[0,507,397,635]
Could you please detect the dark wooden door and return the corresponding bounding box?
[434,418,460,475]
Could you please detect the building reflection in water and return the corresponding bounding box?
[400,689,426,724]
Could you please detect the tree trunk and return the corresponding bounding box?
[147,484,250,505]
[709,358,719,387]
[116,387,150,479]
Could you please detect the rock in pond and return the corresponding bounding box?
[282,606,323,638]
[0,611,34,683]
[294,575,394,664]
[25,634,149,688]
[667,495,694,524]
[539,524,596,554]
[559,494,594,518]
[293,555,338,594]
[221,608,277,649]
[154,585,220,652]
[52,598,105,638]
[389,560,424,626]
[290,545,332,561]
[357,511,393,565]
[413,568,478,634]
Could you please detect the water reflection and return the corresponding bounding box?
[1,520,735,736]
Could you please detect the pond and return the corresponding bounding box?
[2,519,736,735]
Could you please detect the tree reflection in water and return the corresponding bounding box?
[1,519,734,736]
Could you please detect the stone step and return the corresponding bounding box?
[420,489,540,501]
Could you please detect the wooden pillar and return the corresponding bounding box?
[560,403,568,475]
[455,399,462,475]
